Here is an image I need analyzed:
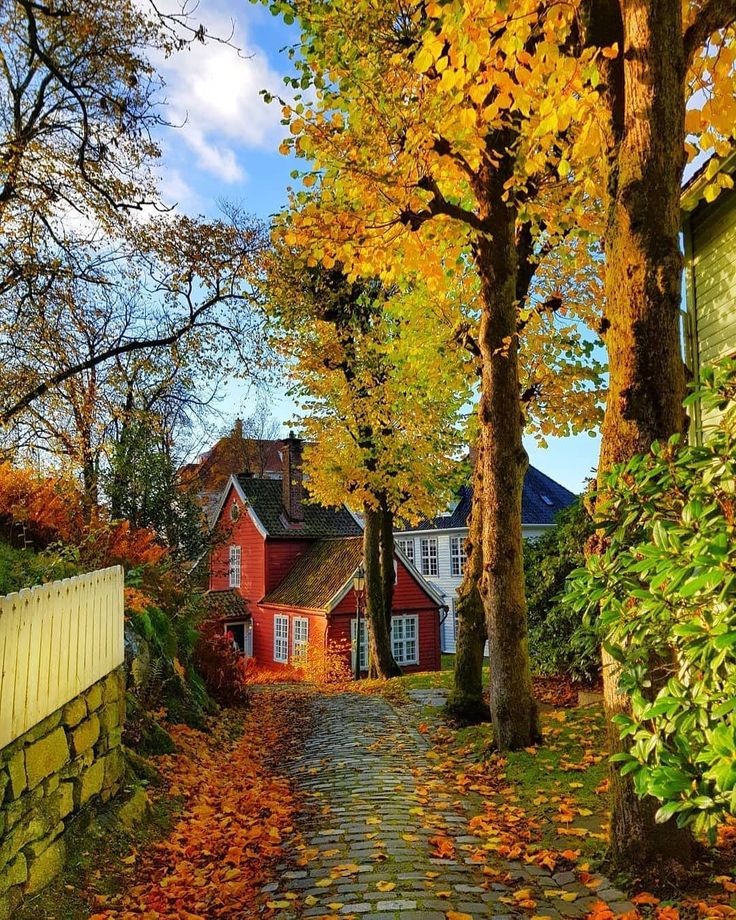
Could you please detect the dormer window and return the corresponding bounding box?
[540,494,553,506]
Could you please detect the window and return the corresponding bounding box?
[229,545,241,588]
[392,615,418,665]
[420,538,438,576]
[274,615,289,663]
[450,536,467,577]
[230,502,240,521]
[292,617,309,663]
[396,538,415,566]
[351,618,368,671]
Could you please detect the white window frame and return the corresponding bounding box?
[229,545,241,588]
[420,537,439,577]
[274,615,289,663]
[397,538,415,566]
[350,618,368,671]
[450,536,467,577]
[292,616,309,663]
[392,615,419,665]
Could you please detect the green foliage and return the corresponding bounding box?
[524,501,599,682]
[567,359,736,839]
[0,541,83,594]
[105,417,208,562]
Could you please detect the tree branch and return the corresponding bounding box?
[400,176,490,234]
[684,0,736,66]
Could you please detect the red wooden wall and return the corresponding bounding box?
[209,487,266,604]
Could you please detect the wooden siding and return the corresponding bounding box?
[210,487,266,604]
[0,567,124,749]
[396,526,550,652]
[327,609,441,674]
[686,184,736,436]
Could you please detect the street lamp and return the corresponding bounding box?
[353,564,365,680]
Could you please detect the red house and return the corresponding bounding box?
[208,436,444,675]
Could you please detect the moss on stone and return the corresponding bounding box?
[61,698,87,729]
[0,853,27,896]
[24,838,64,895]
[24,729,69,791]
[117,788,150,833]
[85,684,103,713]
[6,753,26,800]
[75,759,104,807]
[70,715,100,757]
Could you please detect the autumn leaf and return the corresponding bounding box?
[376,881,396,892]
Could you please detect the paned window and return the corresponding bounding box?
[229,545,241,588]
[274,615,289,663]
[293,617,309,662]
[351,618,368,671]
[420,538,439,576]
[392,615,419,665]
[396,538,415,565]
[450,536,467,576]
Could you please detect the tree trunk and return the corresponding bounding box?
[446,441,488,723]
[378,493,396,633]
[472,184,540,751]
[591,0,694,871]
[363,504,402,678]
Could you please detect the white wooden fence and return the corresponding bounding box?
[0,566,125,749]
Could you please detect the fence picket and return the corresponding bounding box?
[0,567,124,749]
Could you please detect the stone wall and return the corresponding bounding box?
[0,667,126,918]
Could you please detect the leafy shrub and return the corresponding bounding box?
[193,619,250,706]
[0,541,83,594]
[524,500,598,682]
[567,359,736,839]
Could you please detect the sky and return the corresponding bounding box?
[150,0,601,493]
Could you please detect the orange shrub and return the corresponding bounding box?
[0,462,84,546]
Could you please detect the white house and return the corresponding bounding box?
[394,465,576,652]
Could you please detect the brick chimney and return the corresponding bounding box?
[282,432,305,524]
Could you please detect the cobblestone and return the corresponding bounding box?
[257,690,624,919]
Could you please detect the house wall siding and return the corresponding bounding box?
[327,609,440,674]
[687,184,736,434]
[265,539,312,593]
[396,525,550,652]
[210,488,266,604]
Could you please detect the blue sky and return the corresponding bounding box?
[152,1,601,493]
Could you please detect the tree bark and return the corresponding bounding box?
[446,441,488,723]
[378,493,396,633]
[472,179,540,751]
[363,503,402,678]
[586,0,694,871]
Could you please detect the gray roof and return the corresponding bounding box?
[396,465,576,533]
[236,475,362,539]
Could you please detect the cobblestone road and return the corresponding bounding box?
[260,691,633,920]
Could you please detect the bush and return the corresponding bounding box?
[193,619,250,706]
[524,500,599,682]
[567,359,736,839]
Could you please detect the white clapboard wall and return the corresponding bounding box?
[0,566,125,750]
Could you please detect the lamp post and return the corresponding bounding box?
[353,564,365,680]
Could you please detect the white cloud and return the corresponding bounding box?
[153,2,286,185]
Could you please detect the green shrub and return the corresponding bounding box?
[0,541,83,594]
[567,359,736,839]
[524,500,598,682]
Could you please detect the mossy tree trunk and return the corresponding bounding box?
[585,0,694,871]
[363,502,401,678]
[446,441,488,723]
[471,170,540,751]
